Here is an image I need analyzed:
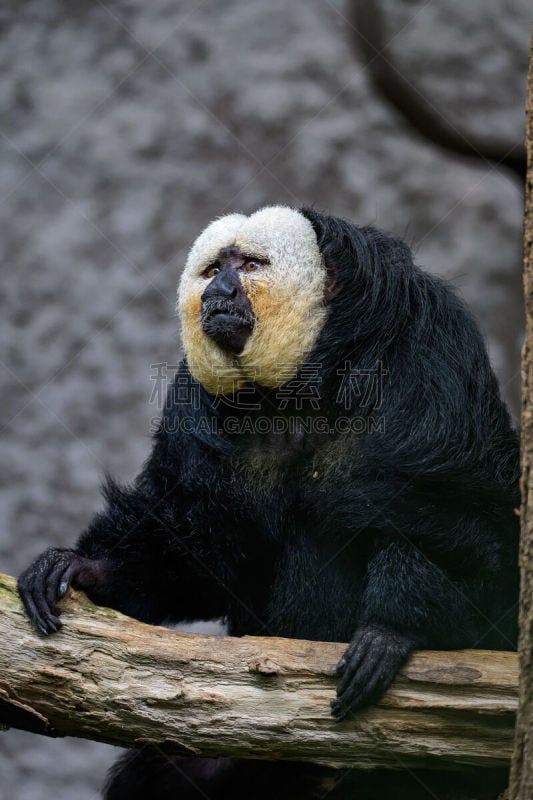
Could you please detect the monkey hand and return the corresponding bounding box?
[331,624,414,721]
[18,547,106,635]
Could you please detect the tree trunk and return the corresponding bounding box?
[509,31,533,800]
[0,572,518,772]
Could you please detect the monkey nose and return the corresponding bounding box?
[201,269,240,302]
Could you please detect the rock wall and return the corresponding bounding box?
[0,0,529,796]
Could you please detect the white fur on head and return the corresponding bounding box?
[178,206,327,395]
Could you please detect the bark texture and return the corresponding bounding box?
[509,32,533,800]
[0,573,518,772]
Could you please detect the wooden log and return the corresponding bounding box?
[0,572,518,771]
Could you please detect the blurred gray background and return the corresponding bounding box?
[0,0,530,797]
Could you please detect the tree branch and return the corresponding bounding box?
[0,572,518,771]
[509,30,533,800]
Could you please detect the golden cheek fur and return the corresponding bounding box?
[238,276,327,387]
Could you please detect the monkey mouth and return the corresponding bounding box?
[202,298,254,326]
[201,299,255,353]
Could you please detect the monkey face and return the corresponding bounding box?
[178,206,327,395]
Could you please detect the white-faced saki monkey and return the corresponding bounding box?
[19,207,520,799]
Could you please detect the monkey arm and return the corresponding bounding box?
[18,472,230,636]
[18,370,235,635]
[331,534,510,721]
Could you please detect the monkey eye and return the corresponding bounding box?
[243,259,264,272]
[203,264,221,279]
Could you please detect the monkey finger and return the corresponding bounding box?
[22,585,59,635]
[19,572,54,634]
[335,651,366,695]
[336,650,382,707]
[45,560,73,615]
[335,630,376,689]
[331,688,370,721]
[57,559,82,597]
[336,626,371,665]
[35,558,69,630]
[332,665,388,721]
[19,585,48,635]
[31,577,62,633]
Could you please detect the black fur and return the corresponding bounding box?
[18,209,519,799]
